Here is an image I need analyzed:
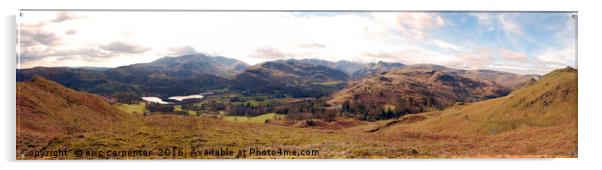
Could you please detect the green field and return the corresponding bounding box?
[174,105,198,115]
[224,113,286,123]
[115,102,145,115]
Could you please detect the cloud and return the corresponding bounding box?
[471,13,523,36]
[361,51,403,61]
[397,13,446,31]
[536,44,576,69]
[296,43,326,48]
[19,29,61,46]
[20,46,114,62]
[499,14,523,35]
[53,48,114,59]
[371,13,446,40]
[499,49,527,61]
[470,13,495,32]
[432,39,462,51]
[359,46,459,66]
[167,46,198,56]
[17,11,576,74]
[65,30,77,35]
[250,47,291,59]
[444,48,494,70]
[52,12,81,23]
[99,41,150,54]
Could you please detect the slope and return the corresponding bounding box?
[17,77,127,153]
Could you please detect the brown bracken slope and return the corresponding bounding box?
[368,67,577,157]
[17,77,126,153]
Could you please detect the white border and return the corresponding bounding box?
[2,0,601,170]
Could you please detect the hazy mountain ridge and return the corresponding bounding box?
[233,60,350,97]
[351,61,406,79]
[405,64,540,89]
[17,54,249,97]
[17,54,541,99]
[295,59,367,75]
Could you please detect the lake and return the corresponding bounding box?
[142,94,204,104]
[168,94,204,101]
[141,97,171,104]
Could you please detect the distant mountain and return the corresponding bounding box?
[328,67,512,120]
[107,54,248,79]
[18,54,249,97]
[405,64,540,90]
[16,67,140,95]
[351,61,406,80]
[17,77,126,152]
[74,66,112,71]
[104,54,245,96]
[233,60,350,98]
[295,59,367,76]
[17,55,540,100]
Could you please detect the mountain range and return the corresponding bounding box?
[17,53,540,101]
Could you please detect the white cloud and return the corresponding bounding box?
[17,11,575,75]
[499,14,523,35]
[433,39,462,51]
[536,44,576,69]
[470,13,495,32]
[370,12,446,40]
[167,46,198,56]
[99,41,150,54]
[499,49,527,61]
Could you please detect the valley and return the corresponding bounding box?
[16,54,576,159]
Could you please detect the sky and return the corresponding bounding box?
[17,11,577,75]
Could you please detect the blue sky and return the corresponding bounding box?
[18,11,576,74]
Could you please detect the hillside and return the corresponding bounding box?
[366,67,577,156]
[351,61,406,80]
[402,67,577,135]
[328,67,511,119]
[296,59,367,76]
[16,67,139,96]
[233,60,350,97]
[406,64,540,90]
[17,77,127,153]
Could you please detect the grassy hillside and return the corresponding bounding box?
[17,77,127,154]
[328,68,512,120]
[115,102,146,115]
[369,67,577,156]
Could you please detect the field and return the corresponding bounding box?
[223,113,287,123]
[27,112,574,159]
[115,102,146,115]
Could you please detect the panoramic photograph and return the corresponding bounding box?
[16,11,577,159]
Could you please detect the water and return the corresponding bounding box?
[141,97,171,104]
[168,94,204,101]
[141,94,204,104]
